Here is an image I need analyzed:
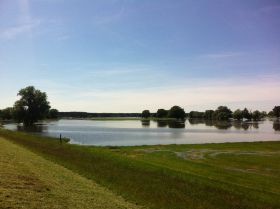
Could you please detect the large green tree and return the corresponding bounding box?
[13,86,50,126]
[168,106,186,120]
[273,106,280,118]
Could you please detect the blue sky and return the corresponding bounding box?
[0,0,280,112]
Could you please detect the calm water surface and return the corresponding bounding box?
[4,119,280,146]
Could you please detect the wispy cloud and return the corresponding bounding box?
[0,0,41,40]
[202,52,243,59]
[88,67,148,77]
[0,20,41,39]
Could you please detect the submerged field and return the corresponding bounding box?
[0,129,279,209]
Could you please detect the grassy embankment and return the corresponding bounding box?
[0,136,141,209]
[0,129,280,209]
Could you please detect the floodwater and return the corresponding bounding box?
[3,119,280,146]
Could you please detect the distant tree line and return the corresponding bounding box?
[0,107,59,121]
[188,106,280,121]
[1,86,280,124]
[0,109,142,121]
[140,105,280,121]
[58,112,141,118]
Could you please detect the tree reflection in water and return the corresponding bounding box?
[155,120,185,128]
[214,121,232,130]
[168,121,185,129]
[156,121,168,128]
[188,119,261,130]
[16,124,45,132]
[141,120,150,127]
[273,120,280,131]
[252,123,259,129]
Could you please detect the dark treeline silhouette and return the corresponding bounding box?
[58,112,141,118]
[187,106,278,121]
[1,86,279,124]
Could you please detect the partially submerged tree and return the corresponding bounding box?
[189,111,205,119]
[204,110,214,120]
[268,111,275,117]
[273,106,280,118]
[48,109,59,119]
[213,106,232,120]
[141,110,151,118]
[242,108,252,120]
[0,107,13,120]
[252,110,262,121]
[156,109,168,118]
[260,111,267,118]
[13,86,50,126]
[168,106,186,120]
[233,109,243,121]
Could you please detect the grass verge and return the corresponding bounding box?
[0,136,141,209]
[0,129,279,209]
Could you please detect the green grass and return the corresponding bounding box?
[0,129,280,209]
[0,136,141,209]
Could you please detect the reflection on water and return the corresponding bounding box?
[3,119,280,146]
[189,119,260,130]
[143,120,186,128]
[157,121,168,128]
[273,120,280,131]
[167,121,185,129]
[16,124,45,132]
[141,120,150,127]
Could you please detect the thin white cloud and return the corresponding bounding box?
[0,20,41,39]
[88,67,149,77]
[0,0,41,40]
[202,52,243,59]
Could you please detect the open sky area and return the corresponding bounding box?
[0,0,280,112]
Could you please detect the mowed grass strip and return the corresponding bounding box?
[0,137,141,209]
[1,129,280,209]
